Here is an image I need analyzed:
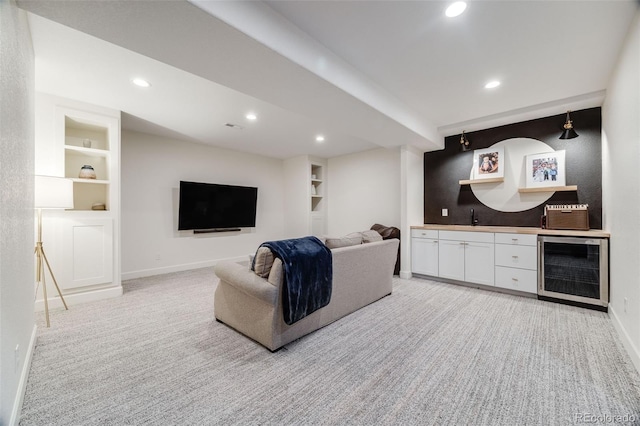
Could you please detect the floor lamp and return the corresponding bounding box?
[35,175,74,327]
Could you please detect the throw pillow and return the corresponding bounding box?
[253,246,275,277]
[344,232,364,241]
[324,233,363,249]
[267,258,283,286]
[361,229,383,243]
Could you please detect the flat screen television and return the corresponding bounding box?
[178,181,258,231]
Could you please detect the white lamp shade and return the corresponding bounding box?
[35,175,74,209]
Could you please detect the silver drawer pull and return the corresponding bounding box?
[433,240,438,243]
[512,238,519,242]
[512,255,519,259]
[512,278,519,282]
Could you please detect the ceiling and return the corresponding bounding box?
[19,0,638,159]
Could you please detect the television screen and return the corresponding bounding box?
[178,181,258,231]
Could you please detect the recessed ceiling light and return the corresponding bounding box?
[445,1,467,18]
[315,135,325,143]
[246,113,257,121]
[132,78,151,88]
[485,80,501,89]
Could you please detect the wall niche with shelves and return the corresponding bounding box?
[311,163,324,213]
[283,155,327,237]
[63,114,114,211]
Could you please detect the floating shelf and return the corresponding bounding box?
[459,177,504,185]
[518,185,578,193]
[65,145,109,158]
[70,178,110,185]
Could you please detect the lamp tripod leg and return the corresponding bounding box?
[34,207,69,327]
[40,247,69,311]
[40,257,50,328]
[34,247,41,297]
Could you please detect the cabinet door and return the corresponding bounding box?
[61,217,113,289]
[438,239,465,281]
[412,238,439,276]
[465,242,495,286]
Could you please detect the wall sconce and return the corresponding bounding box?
[559,111,579,139]
[459,131,471,151]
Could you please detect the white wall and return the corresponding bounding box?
[400,145,424,277]
[120,130,286,279]
[327,147,401,235]
[283,155,310,238]
[602,11,640,373]
[0,2,37,424]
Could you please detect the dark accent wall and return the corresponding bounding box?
[424,107,602,228]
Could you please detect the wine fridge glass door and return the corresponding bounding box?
[538,236,608,307]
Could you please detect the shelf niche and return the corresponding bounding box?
[311,163,324,212]
[63,112,114,211]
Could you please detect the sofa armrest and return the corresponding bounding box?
[214,261,278,305]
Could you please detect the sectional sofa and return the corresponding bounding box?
[214,237,400,351]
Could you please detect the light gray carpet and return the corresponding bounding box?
[19,268,640,425]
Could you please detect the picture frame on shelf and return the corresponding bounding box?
[525,150,566,188]
[473,146,504,180]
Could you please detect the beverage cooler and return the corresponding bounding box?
[538,236,609,310]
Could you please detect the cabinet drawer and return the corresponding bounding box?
[494,233,537,246]
[495,266,537,294]
[411,229,438,239]
[439,230,494,243]
[495,244,537,270]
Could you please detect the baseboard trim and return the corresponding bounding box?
[9,324,37,426]
[399,270,412,279]
[121,256,247,281]
[609,304,640,375]
[34,286,123,312]
[411,273,538,299]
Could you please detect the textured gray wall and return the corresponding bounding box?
[0,1,35,423]
[424,108,602,229]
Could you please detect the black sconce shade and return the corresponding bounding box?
[559,111,579,139]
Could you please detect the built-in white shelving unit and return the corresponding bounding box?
[283,155,327,237]
[35,93,122,309]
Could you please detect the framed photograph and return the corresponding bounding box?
[473,147,504,179]
[525,150,566,188]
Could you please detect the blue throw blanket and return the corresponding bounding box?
[253,236,332,325]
